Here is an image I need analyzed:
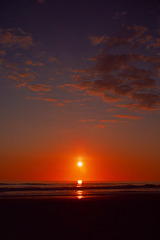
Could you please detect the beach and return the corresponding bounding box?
[1,193,160,240]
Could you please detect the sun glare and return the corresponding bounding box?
[77,179,82,185]
[77,161,83,167]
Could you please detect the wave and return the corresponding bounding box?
[0,183,160,193]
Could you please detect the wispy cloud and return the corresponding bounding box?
[0,28,33,48]
[43,98,57,102]
[0,50,6,56]
[79,119,86,122]
[57,103,65,106]
[49,56,60,64]
[100,119,118,123]
[8,71,35,87]
[115,115,143,120]
[96,124,105,128]
[5,63,17,69]
[89,35,105,46]
[25,60,44,67]
[106,108,115,112]
[28,84,52,92]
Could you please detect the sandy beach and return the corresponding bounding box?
[0,193,160,240]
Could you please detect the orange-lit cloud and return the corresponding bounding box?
[115,115,143,120]
[5,63,17,69]
[96,124,105,128]
[0,50,6,55]
[79,119,95,123]
[64,25,160,111]
[106,108,115,112]
[8,71,35,86]
[28,84,52,92]
[49,56,60,64]
[89,35,105,46]
[43,98,57,102]
[79,119,86,122]
[25,60,44,67]
[152,38,160,48]
[100,119,118,123]
[57,102,65,106]
[2,25,160,114]
[0,28,33,48]
[116,103,160,111]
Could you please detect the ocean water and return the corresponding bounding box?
[0,181,160,199]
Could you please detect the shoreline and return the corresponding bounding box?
[1,190,160,200]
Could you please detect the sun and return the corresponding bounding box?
[77,161,83,167]
[77,180,82,185]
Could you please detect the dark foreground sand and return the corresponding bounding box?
[0,193,160,240]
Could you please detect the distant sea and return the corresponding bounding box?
[1,181,160,199]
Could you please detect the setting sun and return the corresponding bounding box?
[77,180,82,185]
[77,161,83,167]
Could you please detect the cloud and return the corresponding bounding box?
[79,119,95,123]
[67,25,160,111]
[5,63,17,69]
[49,77,55,81]
[96,124,105,128]
[102,94,124,103]
[57,103,65,106]
[79,119,86,122]
[100,119,118,123]
[0,28,33,48]
[49,56,60,64]
[152,38,160,48]
[116,103,160,111]
[28,84,52,92]
[8,71,35,87]
[131,91,160,109]
[115,115,143,120]
[89,35,105,46]
[25,60,44,67]
[106,108,115,112]
[0,50,6,55]
[102,25,151,49]
[43,98,57,102]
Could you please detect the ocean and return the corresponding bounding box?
[1,181,160,240]
[0,181,160,199]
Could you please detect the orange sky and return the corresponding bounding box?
[1,119,160,181]
[0,0,160,182]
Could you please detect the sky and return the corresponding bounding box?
[0,0,160,181]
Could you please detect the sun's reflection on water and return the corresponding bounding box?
[76,180,83,199]
[76,190,83,199]
[77,180,82,185]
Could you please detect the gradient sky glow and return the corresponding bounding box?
[0,0,160,181]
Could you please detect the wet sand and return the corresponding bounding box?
[0,193,160,240]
